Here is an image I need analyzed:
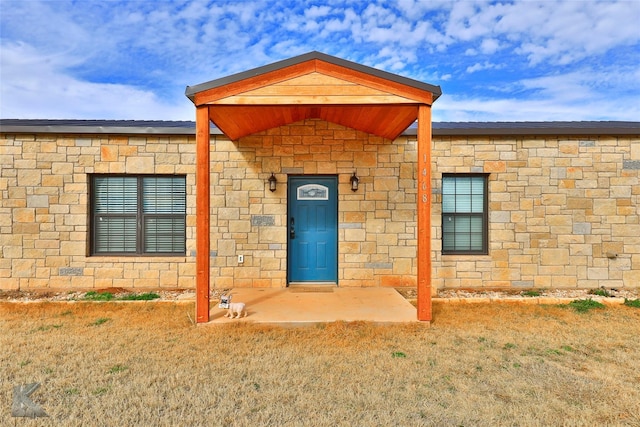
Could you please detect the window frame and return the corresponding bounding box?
[89,174,186,256]
[441,173,489,255]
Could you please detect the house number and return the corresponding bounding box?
[421,167,428,203]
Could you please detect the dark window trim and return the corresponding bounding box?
[441,173,489,255]
[89,174,186,256]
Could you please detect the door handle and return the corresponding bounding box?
[290,217,295,239]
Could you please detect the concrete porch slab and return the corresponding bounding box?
[207,287,420,326]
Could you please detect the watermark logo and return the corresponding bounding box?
[12,383,48,418]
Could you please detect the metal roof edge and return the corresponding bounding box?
[185,51,442,102]
[0,120,222,136]
[427,121,640,136]
[2,119,638,137]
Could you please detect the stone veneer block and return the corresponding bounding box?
[623,160,640,170]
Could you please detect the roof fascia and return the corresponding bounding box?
[403,122,640,137]
[0,123,222,135]
[2,120,638,137]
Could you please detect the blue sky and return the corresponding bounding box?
[1,0,639,122]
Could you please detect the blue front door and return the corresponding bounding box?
[288,176,338,283]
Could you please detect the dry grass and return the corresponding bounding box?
[1,301,639,426]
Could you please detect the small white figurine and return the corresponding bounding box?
[224,302,247,319]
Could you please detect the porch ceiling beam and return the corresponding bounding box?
[209,95,417,105]
[207,104,419,141]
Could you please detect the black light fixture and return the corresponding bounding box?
[268,173,277,192]
[350,171,359,192]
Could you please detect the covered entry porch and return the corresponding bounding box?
[185,52,441,323]
[208,287,418,326]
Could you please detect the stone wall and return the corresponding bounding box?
[0,133,197,290]
[0,119,419,291]
[211,119,418,288]
[431,134,639,289]
[1,122,638,291]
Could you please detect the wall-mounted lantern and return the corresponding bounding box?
[350,172,359,192]
[268,173,277,192]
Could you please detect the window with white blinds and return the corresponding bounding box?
[442,174,488,254]
[91,175,186,255]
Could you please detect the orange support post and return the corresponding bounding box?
[417,104,432,321]
[195,106,210,323]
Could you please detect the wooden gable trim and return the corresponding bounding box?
[212,94,417,105]
[193,58,434,107]
[236,73,382,95]
[315,61,434,105]
[210,72,418,105]
[192,61,316,106]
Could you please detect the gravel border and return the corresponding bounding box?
[1,287,638,303]
[396,287,639,304]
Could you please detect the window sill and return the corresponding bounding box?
[441,253,490,259]
[88,254,188,262]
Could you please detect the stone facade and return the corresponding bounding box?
[211,119,417,289]
[1,120,638,291]
[1,133,197,290]
[432,134,639,289]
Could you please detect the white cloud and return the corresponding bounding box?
[0,42,190,120]
[518,66,640,103]
[466,61,498,74]
[396,0,449,16]
[445,1,493,42]
[433,92,638,122]
[368,46,417,71]
[0,0,638,122]
[450,0,640,66]
[321,8,363,41]
[305,5,331,19]
[479,38,501,55]
[434,64,640,122]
